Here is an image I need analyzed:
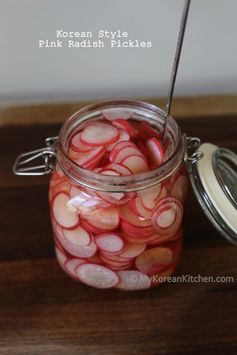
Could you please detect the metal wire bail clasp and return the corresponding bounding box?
[12,136,58,176]
[184,135,204,171]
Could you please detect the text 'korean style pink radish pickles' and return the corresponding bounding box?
[50,100,188,290]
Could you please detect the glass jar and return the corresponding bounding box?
[49,100,188,290]
[13,99,237,290]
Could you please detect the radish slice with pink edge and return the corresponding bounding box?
[95,233,124,254]
[122,231,163,244]
[52,193,79,229]
[70,132,94,152]
[146,137,164,168]
[116,270,151,290]
[69,146,106,169]
[52,180,71,199]
[102,109,132,121]
[112,119,137,137]
[62,226,91,246]
[61,237,97,258]
[121,221,153,238]
[109,140,136,161]
[129,197,153,220]
[80,122,119,146]
[119,242,146,259]
[80,219,113,234]
[119,204,152,228]
[171,174,189,201]
[120,154,149,174]
[151,197,183,236]
[75,263,119,289]
[82,206,120,231]
[135,247,174,275]
[112,146,145,164]
[137,121,161,140]
[100,255,133,269]
[64,258,86,279]
[106,129,130,151]
[106,163,132,176]
[148,228,183,245]
[69,186,110,212]
[137,184,161,202]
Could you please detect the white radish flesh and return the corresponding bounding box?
[53,193,79,229]
[76,263,119,289]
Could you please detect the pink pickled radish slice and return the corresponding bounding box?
[129,197,152,220]
[106,163,132,176]
[69,186,110,212]
[80,122,119,146]
[109,140,136,159]
[112,146,144,164]
[87,253,103,264]
[62,226,91,246]
[152,197,183,236]
[100,255,133,270]
[120,154,149,174]
[137,184,161,202]
[95,233,124,253]
[148,228,183,245]
[71,133,94,152]
[100,168,121,176]
[65,258,86,279]
[146,137,164,168]
[119,242,146,259]
[119,204,152,228]
[70,146,106,169]
[171,175,189,201]
[80,219,112,234]
[122,231,162,244]
[106,129,130,151]
[53,193,79,229]
[102,109,132,121]
[135,247,173,274]
[76,263,119,288]
[55,245,67,270]
[52,180,71,199]
[56,226,97,258]
[121,221,153,238]
[112,119,137,137]
[116,270,151,290]
[82,206,120,231]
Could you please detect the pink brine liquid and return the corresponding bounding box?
[49,113,188,290]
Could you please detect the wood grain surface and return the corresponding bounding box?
[0,105,237,354]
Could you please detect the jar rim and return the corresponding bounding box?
[57,99,185,192]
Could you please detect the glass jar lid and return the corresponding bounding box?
[189,143,237,245]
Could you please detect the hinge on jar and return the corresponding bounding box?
[184,135,204,171]
[12,136,58,176]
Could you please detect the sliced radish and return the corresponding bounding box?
[120,154,149,174]
[106,163,132,176]
[112,119,137,137]
[52,193,79,229]
[95,233,124,254]
[100,256,133,270]
[86,253,103,264]
[135,247,174,275]
[65,258,86,279]
[70,146,106,169]
[76,263,119,289]
[69,186,110,213]
[82,206,120,231]
[151,197,183,236]
[116,270,151,290]
[80,219,113,234]
[102,109,132,121]
[106,129,130,151]
[52,180,71,199]
[121,221,153,238]
[112,146,145,164]
[109,140,136,161]
[148,227,183,245]
[62,226,91,246]
[119,204,152,228]
[80,122,119,146]
[171,174,189,201]
[146,137,164,168]
[129,197,153,220]
[119,242,146,259]
[70,132,94,152]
